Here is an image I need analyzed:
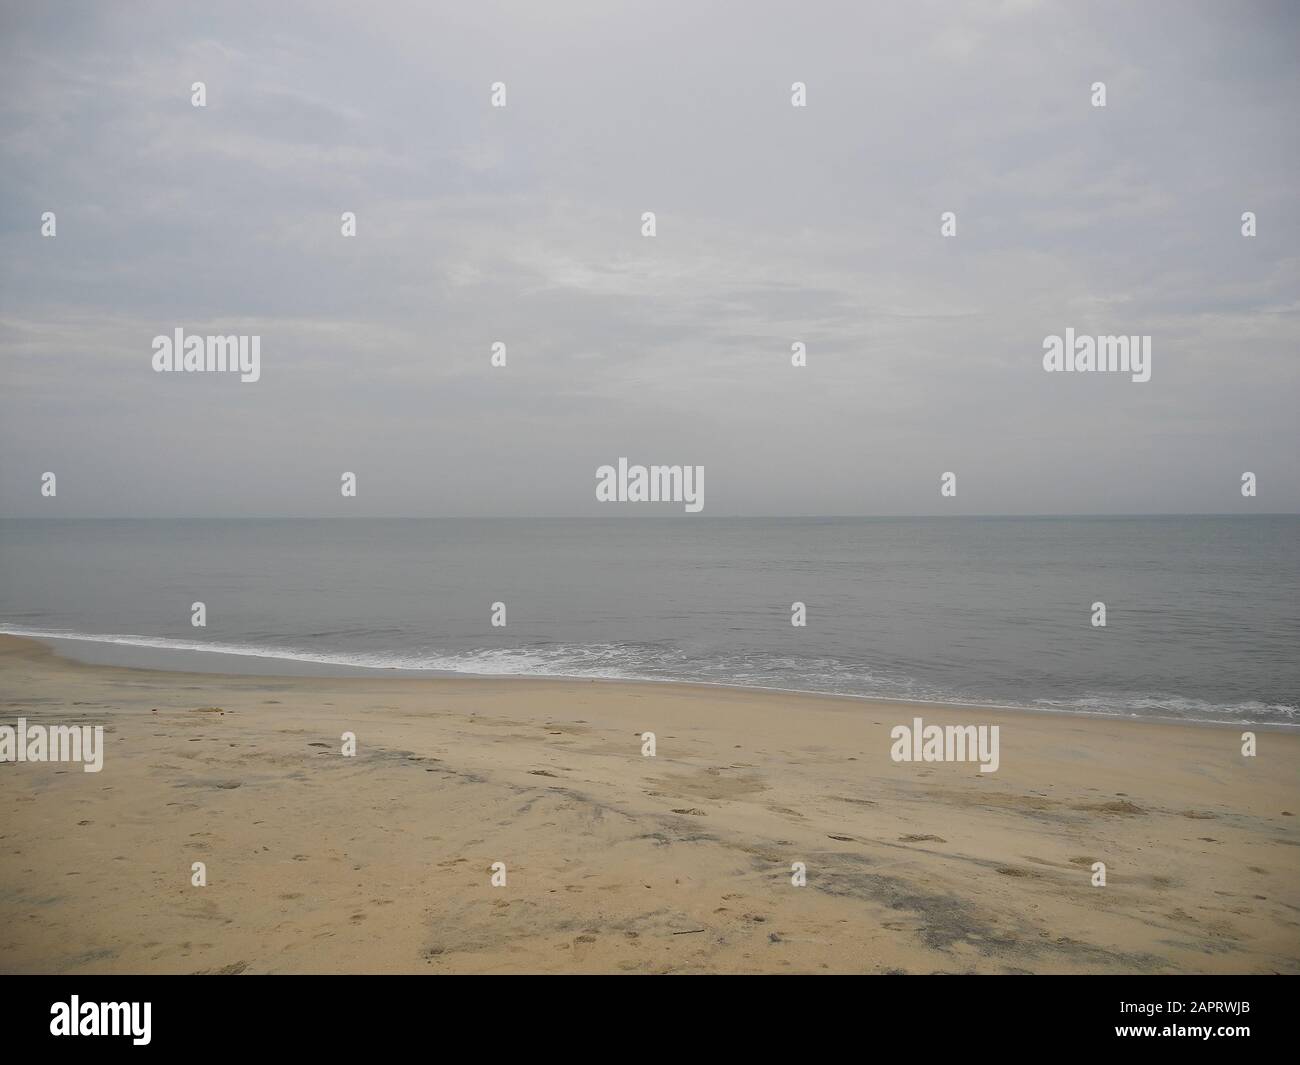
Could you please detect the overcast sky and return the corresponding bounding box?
[1,0,1296,517]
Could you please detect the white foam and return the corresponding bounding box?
[2,625,1295,727]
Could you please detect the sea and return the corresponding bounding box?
[1,516,1296,727]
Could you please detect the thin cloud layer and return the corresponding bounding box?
[1,0,1296,516]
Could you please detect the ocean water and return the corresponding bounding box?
[0,517,1296,726]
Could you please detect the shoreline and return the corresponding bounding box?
[2,633,1297,974]
[3,628,1293,733]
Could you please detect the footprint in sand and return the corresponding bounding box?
[1081,800,1145,815]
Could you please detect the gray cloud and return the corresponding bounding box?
[1,0,1297,516]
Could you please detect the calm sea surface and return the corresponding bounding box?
[1,517,1296,726]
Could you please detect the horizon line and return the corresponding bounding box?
[1,512,1295,521]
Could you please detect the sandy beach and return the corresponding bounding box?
[0,634,1296,974]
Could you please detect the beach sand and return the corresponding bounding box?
[0,634,1296,974]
